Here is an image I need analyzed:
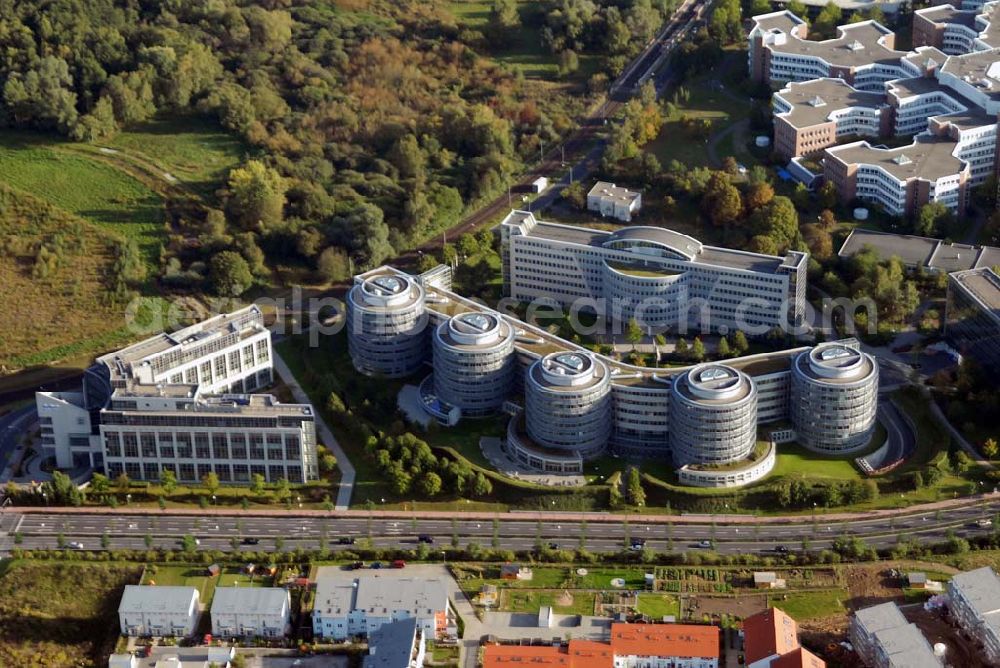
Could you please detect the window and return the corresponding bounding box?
[123,434,139,458]
[105,433,122,458]
[214,355,226,379]
[179,464,196,481]
[141,433,157,458]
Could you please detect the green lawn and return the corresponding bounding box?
[571,567,649,589]
[448,1,558,80]
[142,564,272,606]
[105,114,244,201]
[768,589,848,621]
[0,130,165,263]
[647,75,750,168]
[636,593,680,619]
[503,590,596,616]
[143,564,219,603]
[771,443,864,482]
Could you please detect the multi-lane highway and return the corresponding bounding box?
[4,498,998,556]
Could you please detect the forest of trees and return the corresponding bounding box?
[0,0,683,297]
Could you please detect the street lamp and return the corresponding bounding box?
[126,493,131,506]
[212,494,217,506]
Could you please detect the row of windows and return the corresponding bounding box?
[105,461,305,484]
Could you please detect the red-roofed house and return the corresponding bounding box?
[611,623,719,668]
[743,608,802,668]
[771,648,826,668]
[482,624,720,668]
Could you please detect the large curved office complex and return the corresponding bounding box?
[432,312,516,417]
[346,274,427,378]
[669,364,759,467]
[524,352,612,459]
[791,343,879,454]
[500,211,808,333]
[348,261,881,486]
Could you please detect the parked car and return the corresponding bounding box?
[345,561,365,570]
[774,545,788,553]
[391,560,406,569]
[370,561,383,570]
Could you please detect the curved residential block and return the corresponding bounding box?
[432,312,516,417]
[346,274,427,378]
[669,364,759,467]
[525,352,612,459]
[791,343,879,453]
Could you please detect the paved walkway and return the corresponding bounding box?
[929,396,995,470]
[9,491,999,524]
[272,351,355,509]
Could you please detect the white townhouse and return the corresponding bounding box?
[211,587,291,638]
[947,567,1000,665]
[118,585,200,637]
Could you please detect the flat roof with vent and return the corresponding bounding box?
[826,135,967,182]
[775,78,885,129]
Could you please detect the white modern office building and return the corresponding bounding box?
[118,585,200,637]
[211,587,291,638]
[750,5,1000,217]
[499,211,808,334]
[347,273,428,378]
[431,312,516,418]
[790,343,879,454]
[347,265,881,487]
[524,352,613,459]
[669,364,759,467]
[36,306,319,483]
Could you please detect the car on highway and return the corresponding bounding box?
[338,537,355,545]
[696,540,712,549]
[67,541,85,550]
[976,518,993,528]
[417,534,434,544]
[370,561,383,569]
[629,539,646,551]
[774,545,788,554]
[241,537,260,545]
[391,560,406,569]
[547,542,559,550]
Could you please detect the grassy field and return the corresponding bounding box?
[636,593,680,619]
[771,444,865,482]
[767,589,848,621]
[646,63,751,168]
[105,114,245,201]
[502,589,597,616]
[0,185,149,370]
[0,560,141,667]
[448,1,578,81]
[0,130,165,263]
